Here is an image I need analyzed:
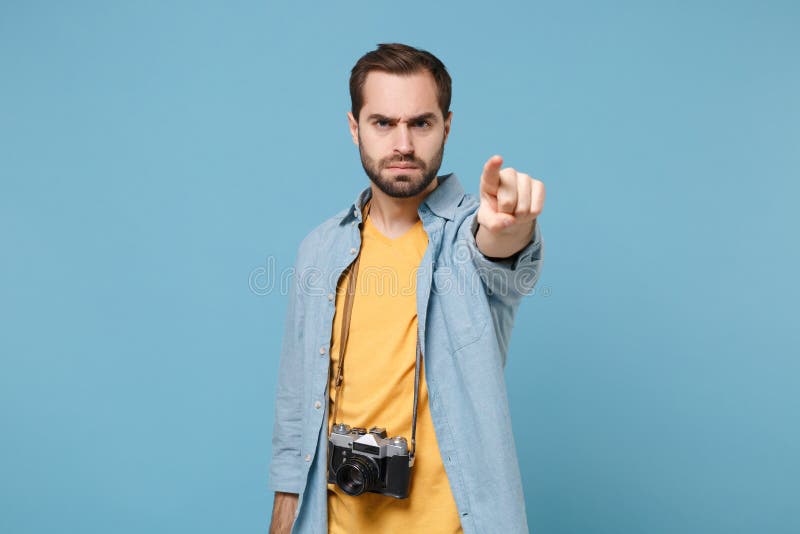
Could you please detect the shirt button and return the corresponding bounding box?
[319,346,327,355]
[314,401,321,410]
[327,293,334,301]
[351,221,356,227]
[349,247,356,255]
[304,454,311,462]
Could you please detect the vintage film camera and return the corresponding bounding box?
[327,424,412,499]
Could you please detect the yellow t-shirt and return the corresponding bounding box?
[327,209,463,534]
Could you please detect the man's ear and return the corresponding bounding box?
[443,111,453,143]
[347,112,359,146]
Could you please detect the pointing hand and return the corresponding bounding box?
[477,155,545,233]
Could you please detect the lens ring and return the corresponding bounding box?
[335,455,379,496]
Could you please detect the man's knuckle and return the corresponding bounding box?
[499,202,515,212]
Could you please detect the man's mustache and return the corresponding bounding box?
[382,157,426,168]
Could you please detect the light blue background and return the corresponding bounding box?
[1,1,798,532]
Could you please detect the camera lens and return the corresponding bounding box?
[335,455,379,496]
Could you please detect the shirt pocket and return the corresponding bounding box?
[431,261,488,351]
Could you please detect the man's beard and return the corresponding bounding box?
[358,135,445,198]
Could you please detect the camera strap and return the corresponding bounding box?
[330,201,422,462]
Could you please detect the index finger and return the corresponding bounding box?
[480,155,503,195]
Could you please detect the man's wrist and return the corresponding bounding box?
[474,219,537,260]
[269,492,298,534]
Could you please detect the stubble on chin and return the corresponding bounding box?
[359,143,445,199]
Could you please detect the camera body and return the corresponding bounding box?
[327,423,412,499]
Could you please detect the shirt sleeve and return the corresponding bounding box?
[460,211,545,304]
[457,212,545,361]
[268,255,306,494]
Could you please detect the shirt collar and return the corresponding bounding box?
[342,173,465,225]
[422,173,465,220]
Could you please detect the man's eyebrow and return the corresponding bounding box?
[409,112,439,123]
[365,112,439,123]
[366,113,394,122]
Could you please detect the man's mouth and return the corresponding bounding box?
[386,164,419,169]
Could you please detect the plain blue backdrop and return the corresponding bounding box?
[1,1,798,532]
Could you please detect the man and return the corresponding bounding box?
[269,43,545,533]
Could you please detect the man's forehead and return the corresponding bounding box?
[360,70,441,118]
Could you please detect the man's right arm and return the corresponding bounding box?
[269,492,299,534]
[269,247,309,528]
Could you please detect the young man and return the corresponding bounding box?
[269,43,545,534]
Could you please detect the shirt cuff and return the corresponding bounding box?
[269,457,305,494]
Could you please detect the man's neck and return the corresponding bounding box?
[367,177,438,239]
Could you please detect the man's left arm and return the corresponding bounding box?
[459,155,545,360]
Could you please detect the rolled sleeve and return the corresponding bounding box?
[269,261,306,494]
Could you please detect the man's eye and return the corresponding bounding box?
[376,120,390,128]
[413,120,431,128]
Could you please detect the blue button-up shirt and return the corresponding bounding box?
[269,173,544,533]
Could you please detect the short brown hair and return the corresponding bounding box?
[349,43,452,121]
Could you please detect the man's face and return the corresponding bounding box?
[348,71,452,198]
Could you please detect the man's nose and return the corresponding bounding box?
[393,123,414,156]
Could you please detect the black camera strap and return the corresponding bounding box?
[330,201,422,462]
